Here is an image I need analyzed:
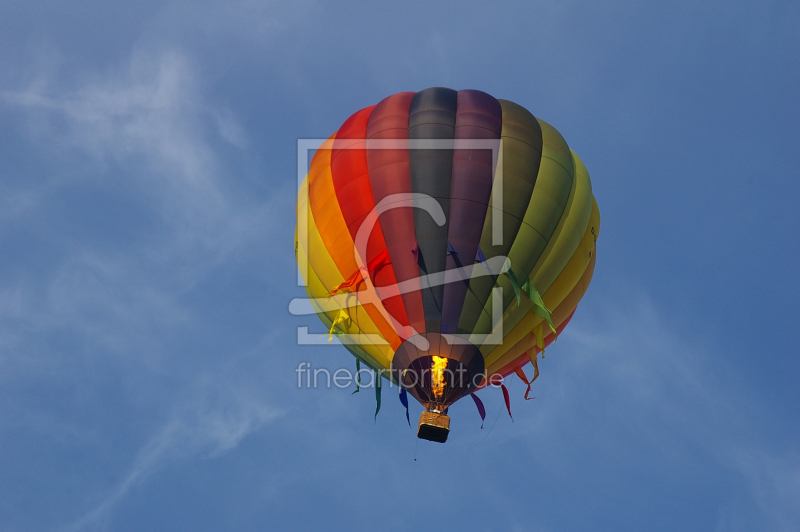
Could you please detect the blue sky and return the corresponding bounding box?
[1,1,798,530]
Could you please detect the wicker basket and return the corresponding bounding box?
[417,411,451,443]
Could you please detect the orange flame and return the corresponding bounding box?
[431,356,448,400]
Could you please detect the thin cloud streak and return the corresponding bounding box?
[0,48,281,354]
[525,292,800,529]
[60,371,283,532]
[1,47,288,530]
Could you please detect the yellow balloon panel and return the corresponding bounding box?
[482,194,599,365]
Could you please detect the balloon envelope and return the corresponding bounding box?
[295,87,600,413]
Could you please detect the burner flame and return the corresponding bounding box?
[431,356,448,400]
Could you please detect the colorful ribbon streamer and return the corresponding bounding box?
[475,248,496,274]
[527,350,540,382]
[352,358,361,394]
[399,388,410,426]
[374,373,382,422]
[514,367,535,400]
[367,248,390,280]
[501,383,513,421]
[470,393,486,428]
[521,278,557,336]
[329,249,391,296]
[536,323,546,358]
[327,309,350,343]
[508,268,522,305]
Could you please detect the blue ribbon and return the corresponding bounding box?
[399,388,410,426]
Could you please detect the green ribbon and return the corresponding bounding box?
[374,371,382,421]
[507,268,522,305]
[506,264,557,338]
[521,278,557,336]
[352,358,361,394]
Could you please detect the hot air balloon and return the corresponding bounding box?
[294,87,599,443]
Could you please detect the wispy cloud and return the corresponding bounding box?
[4,51,223,209]
[60,366,283,532]
[0,46,280,336]
[521,292,800,529]
[1,47,287,529]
